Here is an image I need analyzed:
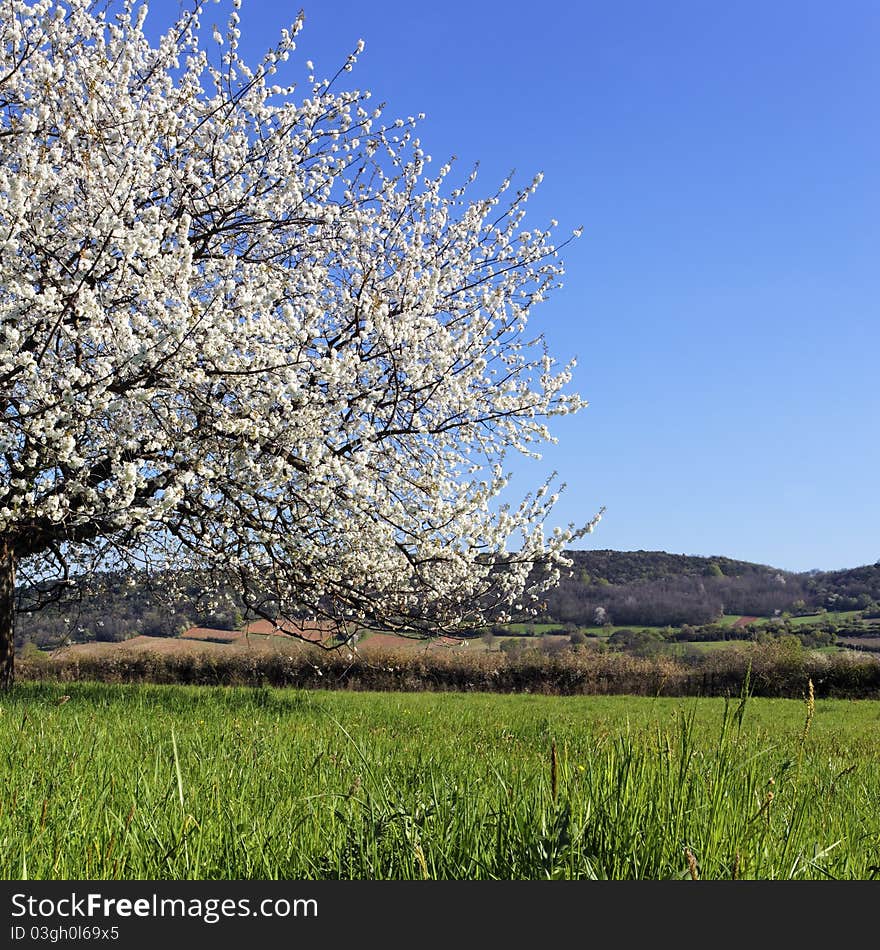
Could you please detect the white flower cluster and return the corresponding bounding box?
[0,0,600,635]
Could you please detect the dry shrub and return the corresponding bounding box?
[15,640,880,698]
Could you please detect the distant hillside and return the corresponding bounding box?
[542,550,880,628]
[803,562,880,611]
[14,550,880,649]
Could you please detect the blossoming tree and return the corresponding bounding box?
[0,0,600,686]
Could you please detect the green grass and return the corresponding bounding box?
[502,622,573,634]
[717,610,864,629]
[786,610,863,627]
[2,681,879,880]
[503,623,665,639]
[717,615,748,627]
[581,624,665,638]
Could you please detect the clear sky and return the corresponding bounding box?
[142,0,879,573]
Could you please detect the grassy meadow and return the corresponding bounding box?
[2,681,879,880]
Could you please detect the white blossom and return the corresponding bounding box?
[0,0,600,677]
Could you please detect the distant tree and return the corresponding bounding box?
[607,627,664,657]
[0,0,602,686]
[607,628,633,646]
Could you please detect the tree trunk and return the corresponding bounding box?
[0,541,15,690]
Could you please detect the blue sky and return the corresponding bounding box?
[143,0,879,573]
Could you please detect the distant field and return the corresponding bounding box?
[502,622,574,635]
[711,611,864,629]
[356,630,478,654]
[2,682,879,880]
[503,622,664,639]
[506,611,867,637]
[786,610,863,627]
[49,632,321,659]
[31,610,874,670]
[713,614,768,627]
[578,625,663,638]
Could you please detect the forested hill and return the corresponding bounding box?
[561,550,782,585]
[542,550,880,627]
